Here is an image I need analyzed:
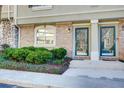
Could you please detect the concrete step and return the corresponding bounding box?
[69,60,124,70]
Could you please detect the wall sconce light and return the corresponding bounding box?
[66,27,71,33]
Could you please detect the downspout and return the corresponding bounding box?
[7,5,10,20]
[14,5,17,25]
[14,5,20,48]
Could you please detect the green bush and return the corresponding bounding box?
[26,51,52,64]
[51,48,67,59]
[0,55,6,62]
[53,59,63,65]
[11,48,31,61]
[22,46,36,51]
[35,47,49,52]
[25,51,38,64]
[4,48,15,59]
[4,47,67,64]
[22,46,48,52]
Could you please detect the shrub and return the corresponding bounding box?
[0,55,6,62]
[22,46,48,52]
[26,52,43,63]
[4,48,15,59]
[11,48,31,61]
[35,47,49,52]
[53,59,63,65]
[51,48,67,59]
[26,51,52,64]
[22,46,35,51]
[1,44,10,50]
[41,51,53,62]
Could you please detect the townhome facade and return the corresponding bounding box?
[0,5,124,61]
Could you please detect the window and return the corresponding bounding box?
[28,5,52,11]
[35,25,56,48]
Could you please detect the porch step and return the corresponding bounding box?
[69,60,124,70]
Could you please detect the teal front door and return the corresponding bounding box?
[100,26,116,56]
[75,27,89,56]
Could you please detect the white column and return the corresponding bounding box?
[91,19,99,60]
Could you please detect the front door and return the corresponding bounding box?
[75,27,89,56]
[100,26,116,56]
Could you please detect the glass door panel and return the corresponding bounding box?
[100,26,115,56]
[75,28,89,56]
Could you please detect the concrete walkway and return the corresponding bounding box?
[0,69,124,88]
[0,60,124,88]
[63,60,124,79]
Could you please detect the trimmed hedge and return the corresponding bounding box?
[51,48,67,59]
[26,51,52,64]
[22,46,49,52]
[4,47,67,65]
[12,49,31,61]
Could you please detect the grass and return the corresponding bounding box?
[0,55,68,74]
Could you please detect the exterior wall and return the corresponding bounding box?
[18,20,124,60]
[118,19,124,60]
[56,22,73,57]
[19,25,35,47]
[1,5,14,19]
[16,5,124,24]
[19,23,73,57]
[1,5,124,60]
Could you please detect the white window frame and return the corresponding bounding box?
[30,5,53,11]
[34,25,56,48]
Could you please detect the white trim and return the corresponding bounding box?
[17,26,21,48]
[72,23,91,26]
[98,21,119,25]
[17,8,124,19]
[90,19,99,60]
[7,5,10,20]
[91,20,98,24]
[1,11,14,13]
[31,5,53,11]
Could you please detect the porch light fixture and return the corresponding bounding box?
[66,27,71,33]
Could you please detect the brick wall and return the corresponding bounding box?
[56,22,73,57]
[19,25,35,47]
[118,19,124,60]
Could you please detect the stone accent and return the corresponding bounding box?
[0,19,18,48]
[118,19,124,60]
[19,24,35,47]
[56,22,73,57]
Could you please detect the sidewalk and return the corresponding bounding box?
[0,69,124,88]
[63,60,124,79]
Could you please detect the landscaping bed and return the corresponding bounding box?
[0,61,69,74]
[0,45,72,74]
